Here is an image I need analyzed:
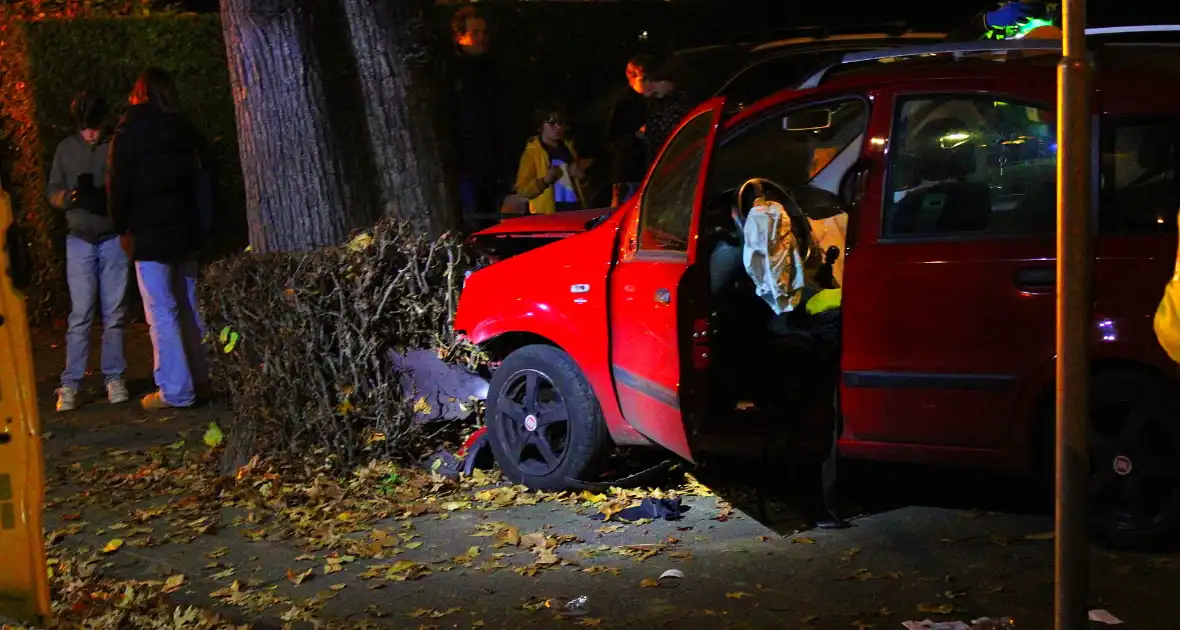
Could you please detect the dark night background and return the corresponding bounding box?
[177,0,1180,36]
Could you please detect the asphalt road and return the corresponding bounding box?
[33,326,1180,629]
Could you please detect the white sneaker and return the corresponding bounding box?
[107,380,130,404]
[56,386,79,412]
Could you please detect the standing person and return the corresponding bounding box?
[48,90,129,412]
[635,55,698,169]
[604,55,651,205]
[447,6,504,231]
[107,67,209,410]
[513,103,591,215]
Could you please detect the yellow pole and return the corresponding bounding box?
[1055,0,1092,627]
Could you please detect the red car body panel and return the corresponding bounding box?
[474,209,608,237]
[455,206,650,447]
[456,53,1180,474]
[607,99,727,461]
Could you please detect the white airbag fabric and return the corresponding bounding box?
[742,200,805,315]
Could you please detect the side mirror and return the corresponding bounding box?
[784,109,833,132]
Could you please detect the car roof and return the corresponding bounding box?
[727,45,1180,126]
[748,31,947,54]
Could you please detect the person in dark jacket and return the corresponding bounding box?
[107,67,210,410]
[635,55,698,169]
[447,6,505,231]
[603,55,651,205]
[49,90,130,412]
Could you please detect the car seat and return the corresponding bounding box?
[1107,131,1180,233]
[889,118,993,236]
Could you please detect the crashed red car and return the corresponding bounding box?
[457,34,1180,549]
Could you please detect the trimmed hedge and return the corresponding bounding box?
[0,7,242,323]
[199,218,483,470]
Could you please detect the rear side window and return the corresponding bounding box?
[882,96,1058,239]
[638,111,713,252]
[1100,119,1180,234]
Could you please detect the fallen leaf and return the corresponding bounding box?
[576,619,603,627]
[286,567,314,585]
[792,537,816,545]
[328,583,347,591]
[101,538,124,554]
[203,422,224,447]
[494,526,521,548]
[726,591,752,600]
[640,578,660,588]
[205,547,230,559]
[162,574,185,593]
[917,603,955,614]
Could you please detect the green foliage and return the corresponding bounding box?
[0,6,242,323]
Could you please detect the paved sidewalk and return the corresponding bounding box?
[33,327,1180,629]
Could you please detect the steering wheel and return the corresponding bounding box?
[735,177,813,261]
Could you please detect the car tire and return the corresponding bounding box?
[485,345,610,490]
[1084,369,1180,550]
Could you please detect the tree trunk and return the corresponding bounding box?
[220,0,376,253]
[337,0,458,236]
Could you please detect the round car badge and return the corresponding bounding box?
[1113,455,1133,476]
[524,414,538,432]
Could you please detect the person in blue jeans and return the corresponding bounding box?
[107,68,210,410]
[47,90,129,412]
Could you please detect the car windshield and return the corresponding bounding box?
[705,99,870,201]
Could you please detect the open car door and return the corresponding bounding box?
[0,177,51,624]
[609,98,725,463]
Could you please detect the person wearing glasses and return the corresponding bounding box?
[509,103,592,215]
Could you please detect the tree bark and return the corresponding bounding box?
[220,0,376,253]
[337,0,458,236]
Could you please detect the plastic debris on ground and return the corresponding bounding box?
[902,617,1015,630]
[386,348,489,423]
[591,497,689,522]
[545,595,589,616]
[658,569,684,586]
[420,448,464,478]
[1089,609,1123,625]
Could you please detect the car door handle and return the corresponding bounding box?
[1014,267,1055,294]
[655,288,671,305]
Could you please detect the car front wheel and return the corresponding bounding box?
[485,345,610,490]
[1089,369,1180,550]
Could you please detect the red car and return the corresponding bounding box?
[456,35,1180,548]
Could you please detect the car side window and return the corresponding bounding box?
[639,111,714,252]
[1100,119,1180,234]
[882,96,1058,239]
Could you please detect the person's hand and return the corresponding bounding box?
[544,165,563,185]
[985,1,1035,28]
[568,160,589,181]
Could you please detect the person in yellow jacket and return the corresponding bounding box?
[512,104,592,215]
[1155,210,1180,363]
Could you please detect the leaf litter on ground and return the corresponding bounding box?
[39,435,729,627]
